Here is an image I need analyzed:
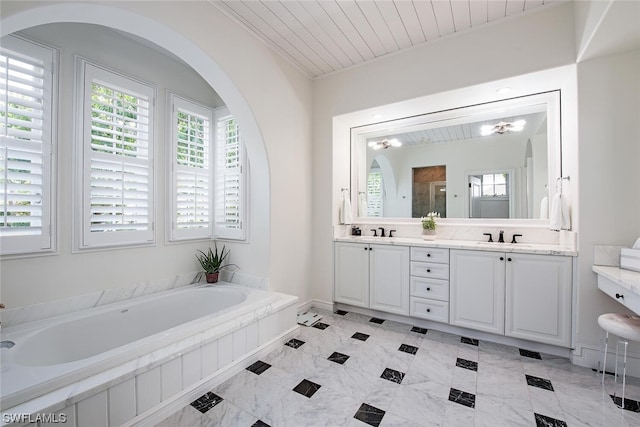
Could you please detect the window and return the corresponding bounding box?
[0,35,56,256]
[76,59,155,249]
[367,169,383,217]
[214,107,246,240]
[481,173,508,197]
[169,93,213,241]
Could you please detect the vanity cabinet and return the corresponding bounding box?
[334,242,410,315]
[450,250,505,335]
[409,247,450,323]
[505,254,572,347]
[450,249,572,347]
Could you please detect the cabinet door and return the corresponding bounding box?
[334,242,369,308]
[505,254,572,347]
[450,249,505,334]
[369,244,410,315]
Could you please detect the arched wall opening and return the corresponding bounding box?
[0,2,272,306]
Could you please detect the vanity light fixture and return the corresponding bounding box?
[368,138,402,150]
[480,120,526,136]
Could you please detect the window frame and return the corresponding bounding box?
[167,92,214,242]
[0,34,58,257]
[74,57,156,251]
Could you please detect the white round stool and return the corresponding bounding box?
[598,313,640,408]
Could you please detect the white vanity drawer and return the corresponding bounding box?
[410,261,449,280]
[411,247,449,264]
[410,277,449,301]
[410,297,449,323]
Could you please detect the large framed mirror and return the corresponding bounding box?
[351,91,560,221]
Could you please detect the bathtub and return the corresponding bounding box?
[0,283,298,423]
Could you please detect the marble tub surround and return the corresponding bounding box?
[1,270,267,328]
[0,285,298,426]
[157,308,640,426]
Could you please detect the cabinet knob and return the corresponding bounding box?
[616,293,624,299]
[507,257,512,262]
[500,257,504,261]
[426,287,431,291]
[426,308,431,313]
[427,253,431,257]
[427,269,431,273]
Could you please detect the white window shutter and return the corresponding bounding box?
[78,60,155,248]
[367,170,383,217]
[0,36,55,255]
[214,107,246,240]
[169,94,213,241]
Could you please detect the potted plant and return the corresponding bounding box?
[196,243,236,283]
[420,212,440,240]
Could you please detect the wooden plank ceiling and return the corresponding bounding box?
[208,0,554,78]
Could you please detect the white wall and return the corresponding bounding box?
[0,1,314,307]
[575,48,640,357]
[312,2,578,305]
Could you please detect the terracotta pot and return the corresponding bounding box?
[205,272,219,283]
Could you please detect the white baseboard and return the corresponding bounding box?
[124,326,299,427]
[297,299,334,313]
[572,343,640,378]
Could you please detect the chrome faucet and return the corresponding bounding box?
[498,230,505,243]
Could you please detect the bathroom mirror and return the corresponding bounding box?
[351,91,560,220]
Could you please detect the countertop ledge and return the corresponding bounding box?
[593,265,640,294]
[334,236,577,256]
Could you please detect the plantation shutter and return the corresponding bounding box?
[367,170,383,217]
[170,94,213,240]
[80,61,154,248]
[214,107,246,240]
[0,36,54,255]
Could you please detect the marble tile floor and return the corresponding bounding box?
[156,309,640,426]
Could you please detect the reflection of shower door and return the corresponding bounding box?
[430,181,447,217]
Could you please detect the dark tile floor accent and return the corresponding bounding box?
[327,351,350,365]
[284,338,305,349]
[534,412,568,427]
[190,392,223,414]
[398,343,418,355]
[526,374,554,391]
[312,322,329,330]
[369,317,385,324]
[335,310,348,315]
[456,358,478,372]
[460,336,479,346]
[158,308,640,427]
[410,326,428,334]
[251,420,270,427]
[292,379,321,398]
[380,367,405,384]
[353,402,386,427]
[351,332,370,341]
[520,348,542,359]
[246,360,271,376]
[610,394,640,412]
[448,388,476,408]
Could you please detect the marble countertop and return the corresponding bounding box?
[592,265,640,295]
[334,236,577,256]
